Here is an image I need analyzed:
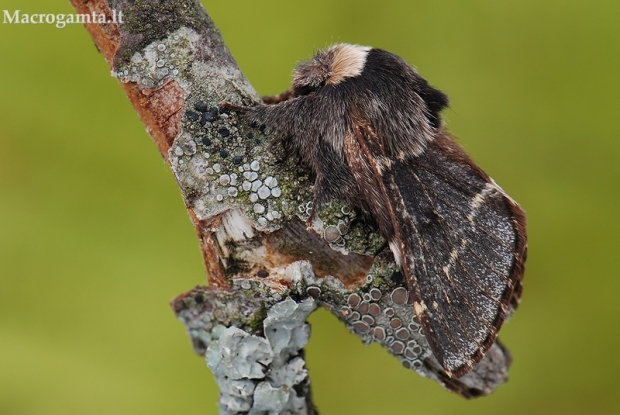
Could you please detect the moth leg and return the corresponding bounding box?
[304,194,320,227]
[304,173,333,226]
[262,89,295,104]
[220,101,250,112]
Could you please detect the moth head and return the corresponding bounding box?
[292,43,371,95]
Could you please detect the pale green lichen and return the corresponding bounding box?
[205,298,316,415]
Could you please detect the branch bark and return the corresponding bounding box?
[71,0,514,411]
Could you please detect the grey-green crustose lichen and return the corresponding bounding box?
[111,0,216,67]
[206,298,315,414]
[170,107,313,232]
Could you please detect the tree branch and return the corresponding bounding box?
[71,0,513,411]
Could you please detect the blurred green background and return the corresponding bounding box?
[1,0,619,414]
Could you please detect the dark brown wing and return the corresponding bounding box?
[345,123,527,378]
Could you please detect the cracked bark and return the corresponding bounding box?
[71,0,514,412]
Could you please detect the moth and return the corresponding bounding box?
[225,43,527,378]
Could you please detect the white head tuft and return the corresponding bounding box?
[292,43,371,91]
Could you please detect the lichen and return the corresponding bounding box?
[111,0,213,66]
[113,26,197,87]
[201,297,316,415]
[294,258,434,374]
[246,303,268,334]
[170,111,308,232]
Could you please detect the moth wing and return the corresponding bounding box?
[347,125,526,378]
[392,136,526,377]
